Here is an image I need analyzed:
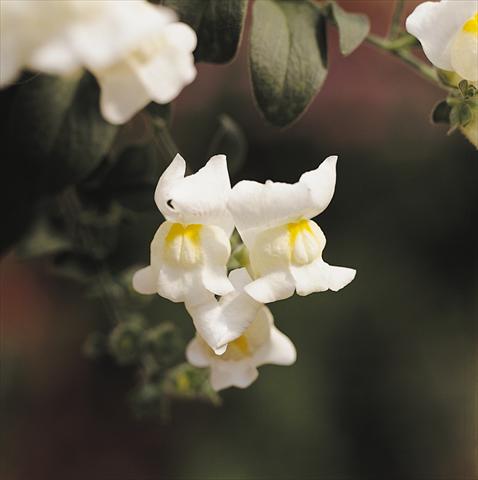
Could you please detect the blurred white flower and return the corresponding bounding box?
[133,154,234,305]
[0,0,197,123]
[228,156,356,304]
[406,0,478,81]
[186,268,296,391]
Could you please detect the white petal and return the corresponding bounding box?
[154,154,187,212]
[95,61,151,124]
[27,35,82,75]
[169,155,234,231]
[200,225,234,296]
[291,259,356,296]
[186,336,211,368]
[186,268,260,352]
[157,264,210,304]
[244,270,296,303]
[228,267,254,290]
[132,266,157,295]
[228,180,312,245]
[450,26,478,81]
[186,297,227,353]
[209,361,259,391]
[164,22,198,53]
[255,323,297,366]
[299,155,337,217]
[131,47,196,104]
[68,1,176,71]
[406,0,477,70]
[155,155,234,232]
[326,263,357,292]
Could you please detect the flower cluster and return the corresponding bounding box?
[133,154,356,391]
[0,0,197,124]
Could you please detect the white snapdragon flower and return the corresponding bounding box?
[0,0,197,124]
[133,154,234,305]
[406,0,478,82]
[186,268,296,391]
[228,156,356,304]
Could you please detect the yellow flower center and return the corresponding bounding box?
[221,335,251,361]
[287,219,324,266]
[462,12,478,35]
[164,223,202,266]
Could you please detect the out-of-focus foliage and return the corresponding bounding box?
[159,0,248,63]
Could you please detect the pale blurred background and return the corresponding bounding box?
[1,1,477,479]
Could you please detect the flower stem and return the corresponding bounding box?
[389,0,405,40]
[365,33,447,90]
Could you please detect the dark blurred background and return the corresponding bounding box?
[1,1,477,479]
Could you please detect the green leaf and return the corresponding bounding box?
[7,73,118,193]
[101,143,164,212]
[249,0,328,127]
[160,0,247,63]
[16,211,72,259]
[449,103,473,133]
[207,114,247,177]
[431,100,451,125]
[326,1,370,56]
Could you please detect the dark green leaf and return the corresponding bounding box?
[207,114,247,177]
[249,0,328,127]
[160,0,247,63]
[16,212,72,259]
[326,1,370,56]
[102,144,164,212]
[7,73,118,193]
[431,100,451,125]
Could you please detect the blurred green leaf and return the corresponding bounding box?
[249,0,328,127]
[7,73,118,193]
[431,100,451,125]
[326,1,370,56]
[109,315,145,366]
[207,114,247,177]
[16,211,71,259]
[141,323,184,367]
[160,0,247,63]
[101,144,163,212]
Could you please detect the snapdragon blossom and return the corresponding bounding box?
[228,156,356,304]
[406,0,478,82]
[0,0,197,124]
[186,268,296,391]
[133,154,234,305]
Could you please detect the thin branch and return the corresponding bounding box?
[365,33,447,90]
[389,0,405,39]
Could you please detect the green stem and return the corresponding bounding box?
[150,116,179,162]
[365,33,447,90]
[389,0,405,39]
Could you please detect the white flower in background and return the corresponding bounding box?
[406,0,478,82]
[0,0,197,124]
[186,268,296,391]
[133,154,234,305]
[228,156,356,304]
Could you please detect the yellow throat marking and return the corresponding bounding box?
[166,223,202,245]
[165,223,202,266]
[463,12,478,34]
[288,219,313,247]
